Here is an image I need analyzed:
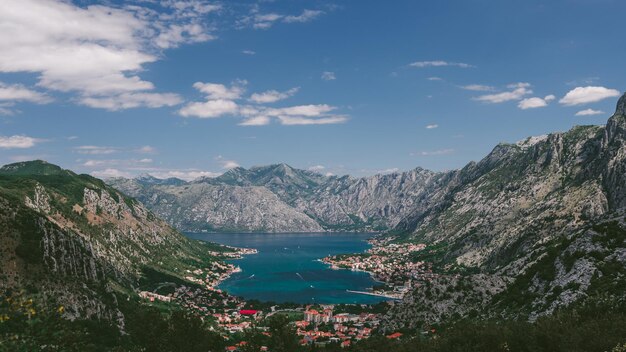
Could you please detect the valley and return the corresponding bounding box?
[1,94,626,351]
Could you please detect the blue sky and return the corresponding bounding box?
[0,0,624,179]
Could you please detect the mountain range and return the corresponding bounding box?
[1,93,625,343]
[109,93,626,327]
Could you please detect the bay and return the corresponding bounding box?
[185,232,389,304]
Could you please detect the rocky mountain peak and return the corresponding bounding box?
[616,91,626,117]
[605,92,626,144]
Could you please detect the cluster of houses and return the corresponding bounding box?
[322,239,437,299]
[294,305,383,347]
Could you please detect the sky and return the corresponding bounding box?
[0,0,625,180]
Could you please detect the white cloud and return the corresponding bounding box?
[308,165,326,172]
[0,0,216,110]
[239,8,324,29]
[240,103,346,126]
[137,145,157,154]
[321,72,336,81]
[178,81,246,118]
[154,23,216,50]
[91,168,132,179]
[276,115,348,125]
[192,81,246,100]
[239,115,271,126]
[249,87,299,103]
[78,92,182,111]
[242,50,256,55]
[427,77,443,81]
[222,160,240,169]
[474,83,532,104]
[461,84,494,92]
[179,99,239,118]
[270,104,335,117]
[0,82,51,103]
[377,168,399,174]
[559,86,621,106]
[414,148,455,156]
[83,158,153,168]
[518,95,555,110]
[0,135,41,149]
[149,170,220,181]
[216,155,240,169]
[409,61,473,68]
[75,146,118,155]
[575,108,605,116]
[182,81,347,126]
[284,10,323,23]
[425,124,438,129]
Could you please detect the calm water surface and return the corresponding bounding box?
[186,232,389,304]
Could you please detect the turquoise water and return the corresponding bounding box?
[186,232,389,304]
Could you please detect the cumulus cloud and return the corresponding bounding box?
[216,155,240,169]
[78,92,182,111]
[0,0,217,110]
[0,82,52,104]
[179,99,239,118]
[178,81,246,118]
[409,61,473,68]
[148,169,220,181]
[308,165,326,172]
[413,149,455,156]
[193,81,246,100]
[474,83,532,104]
[321,72,336,81]
[377,168,399,174]
[425,124,438,129]
[518,95,555,110]
[137,145,157,154]
[460,84,494,92]
[82,158,153,168]
[0,135,41,149]
[91,168,132,179]
[284,10,324,23]
[276,115,348,125]
[575,108,605,116]
[559,86,621,106]
[249,87,299,104]
[239,8,324,29]
[74,146,119,155]
[183,81,347,126]
[239,115,271,126]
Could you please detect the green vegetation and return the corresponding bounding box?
[0,291,224,352]
[3,292,625,352]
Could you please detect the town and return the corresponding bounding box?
[321,238,437,299]
[135,242,406,350]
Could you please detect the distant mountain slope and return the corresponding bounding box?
[109,165,443,233]
[382,93,626,329]
[109,94,626,237]
[0,161,222,322]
